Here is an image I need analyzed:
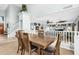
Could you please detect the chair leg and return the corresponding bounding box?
[41,50,44,55]
[17,46,19,53]
[28,42,31,55]
[22,49,25,55]
[21,49,23,55]
[53,52,55,55]
[21,49,24,55]
[54,51,60,55]
[58,51,60,55]
[37,46,41,55]
[29,49,31,55]
[20,46,24,55]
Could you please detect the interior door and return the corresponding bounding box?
[0,23,4,34]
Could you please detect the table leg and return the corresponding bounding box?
[29,42,31,55]
[37,46,41,55]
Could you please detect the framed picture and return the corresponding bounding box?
[36,26,39,30]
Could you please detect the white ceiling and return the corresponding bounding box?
[0,4,79,23]
[0,4,79,12]
[0,4,8,11]
[0,4,21,11]
[27,4,79,23]
[27,4,79,17]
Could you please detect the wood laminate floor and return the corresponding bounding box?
[0,35,74,55]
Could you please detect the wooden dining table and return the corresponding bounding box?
[29,34,56,55]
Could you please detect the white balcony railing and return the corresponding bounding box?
[45,31,75,50]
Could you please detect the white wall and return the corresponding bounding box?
[23,12,31,33]
[19,12,32,33]
[5,5,20,26]
[0,11,5,16]
[5,4,21,37]
[0,17,4,23]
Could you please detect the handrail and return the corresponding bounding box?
[45,31,79,44]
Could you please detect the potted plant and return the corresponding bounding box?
[20,4,27,12]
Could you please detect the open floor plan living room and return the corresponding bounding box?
[0,4,79,55]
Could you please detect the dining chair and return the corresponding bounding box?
[20,32,38,55]
[41,33,61,55]
[16,30,24,54]
[38,30,44,38]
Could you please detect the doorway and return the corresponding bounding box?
[0,16,4,34]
